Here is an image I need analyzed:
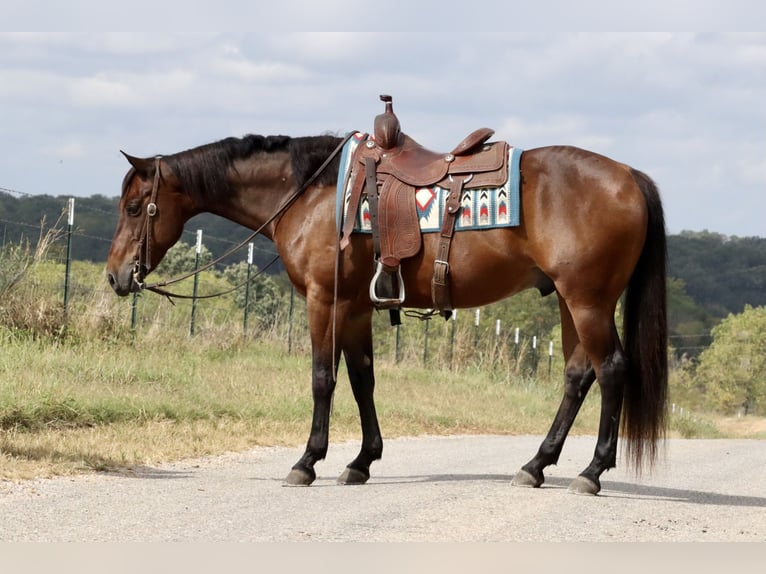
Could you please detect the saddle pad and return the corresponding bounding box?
[335,132,522,234]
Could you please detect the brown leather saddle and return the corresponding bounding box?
[340,95,510,318]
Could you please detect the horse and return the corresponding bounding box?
[106,125,668,495]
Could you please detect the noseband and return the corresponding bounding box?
[132,156,163,289]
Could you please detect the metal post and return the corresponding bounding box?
[63,198,74,318]
[287,286,295,354]
[243,243,254,335]
[189,229,202,337]
[548,341,554,377]
[449,309,457,370]
[131,291,139,334]
[394,323,401,364]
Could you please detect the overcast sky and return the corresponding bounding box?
[1,27,765,237]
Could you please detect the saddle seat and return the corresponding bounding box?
[377,129,497,187]
[371,95,501,188]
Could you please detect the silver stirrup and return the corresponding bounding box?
[369,260,405,306]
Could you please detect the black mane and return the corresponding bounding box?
[163,134,343,202]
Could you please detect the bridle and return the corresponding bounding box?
[128,132,358,297]
[131,155,163,290]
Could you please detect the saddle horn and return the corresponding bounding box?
[374,94,402,150]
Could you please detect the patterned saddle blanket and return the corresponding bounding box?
[336,132,522,236]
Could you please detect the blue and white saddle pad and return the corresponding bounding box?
[336,132,522,234]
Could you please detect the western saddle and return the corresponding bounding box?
[340,95,510,322]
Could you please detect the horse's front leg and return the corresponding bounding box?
[338,311,382,485]
[284,299,343,487]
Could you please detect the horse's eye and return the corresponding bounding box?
[126,200,142,217]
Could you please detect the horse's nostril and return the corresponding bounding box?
[107,273,116,287]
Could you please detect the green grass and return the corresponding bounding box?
[1,325,743,482]
[0,255,757,481]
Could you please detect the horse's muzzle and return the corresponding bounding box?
[107,263,144,296]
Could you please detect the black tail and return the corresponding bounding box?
[621,169,668,471]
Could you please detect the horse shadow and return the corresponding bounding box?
[360,472,766,509]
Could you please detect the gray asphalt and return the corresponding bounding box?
[1,435,765,541]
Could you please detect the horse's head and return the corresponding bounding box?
[106,153,195,296]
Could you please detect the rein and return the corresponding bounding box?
[132,131,358,300]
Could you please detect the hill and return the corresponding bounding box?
[2,191,765,335]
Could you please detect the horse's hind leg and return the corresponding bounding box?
[513,296,596,488]
[513,346,595,488]
[565,305,628,495]
[337,311,383,485]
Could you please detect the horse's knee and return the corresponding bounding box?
[311,366,337,399]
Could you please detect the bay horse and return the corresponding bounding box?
[106,124,668,495]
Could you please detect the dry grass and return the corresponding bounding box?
[0,330,596,481]
[2,328,757,483]
[712,415,766,439]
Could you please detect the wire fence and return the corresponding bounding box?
[1,188,734,376]
[0,195,570,380]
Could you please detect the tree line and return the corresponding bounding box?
[2,191,765,350]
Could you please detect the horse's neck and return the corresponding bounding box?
[199,154,297,240]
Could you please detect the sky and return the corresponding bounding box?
[1,22,765,237]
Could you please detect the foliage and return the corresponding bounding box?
[0,217,66,337]
[222,261,286,331]
[667,278,716,359]
[3,194,766,421]
[692,305,766,415]
[0,192,280,268]
[668,230,766,316]
[153,240,213,277]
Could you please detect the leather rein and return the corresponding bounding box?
[131,131,358,301]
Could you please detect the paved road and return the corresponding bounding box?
[1,435,764,541]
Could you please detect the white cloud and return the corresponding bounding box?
[66,70,197,109]
[209,56,310,84]
[1,31,765,237]
[45,140,86,160]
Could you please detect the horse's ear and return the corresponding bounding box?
[120,151,153,175]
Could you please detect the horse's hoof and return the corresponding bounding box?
[283,467,315,487]
[338,466,370,485]
[568,475,600,495]
[511,469,542,488]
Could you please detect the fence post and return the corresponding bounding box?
[394,323,401,364]
[243,243,254,335]
[189,229,202,337]
[423,315,431,366]
[131,291,139,333]
[449,309,457,369]
[287,285,295,354]
[548,340,554,377]
[63,198,74,318]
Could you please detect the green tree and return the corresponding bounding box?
[154,241,213,277]
[223,261,285,331]
[693,305,766,415]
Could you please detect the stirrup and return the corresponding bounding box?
[369,260,405,307]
